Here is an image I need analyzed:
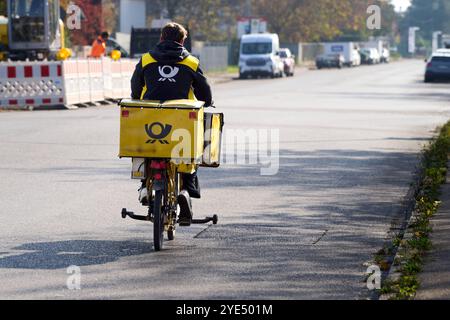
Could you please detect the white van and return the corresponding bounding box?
[239,33,284,79]
[323,42,360,67]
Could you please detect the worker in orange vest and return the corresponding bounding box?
[90,32,109,58]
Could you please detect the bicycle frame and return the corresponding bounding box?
[119,99,221,251]
[146,159,180,236]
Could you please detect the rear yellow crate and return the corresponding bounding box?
[119,99,205,162]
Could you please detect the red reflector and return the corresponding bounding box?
[43,98,51,104]
[189,112,197,120]
[24,66,33,78]
[154,173,162,180]
[150,160,167,169]
[150,160,167,170]
[26,99,34,104]
[41,65,50,77]
[150,160,159,169]
[122,110,129,117]
[7,67,16,78]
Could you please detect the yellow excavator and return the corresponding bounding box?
[0,0,68,61]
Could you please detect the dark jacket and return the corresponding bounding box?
[131,40,212,106]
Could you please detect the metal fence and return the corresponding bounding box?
[192,42,229,72]
[299,43,324,62]
[280,43,302,63]
[193,41,324,67]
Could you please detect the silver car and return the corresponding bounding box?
[425,53,450,82]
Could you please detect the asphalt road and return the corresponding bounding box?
[0,60,449,299]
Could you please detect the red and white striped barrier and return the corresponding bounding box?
[102,57,113,99]
[111,60,126,99]
[61,60,80,105]
[76,59,91,104]
[0,58,138,109]
[88,59,104,102]
[0,61,65,108]
[121,59,135,99]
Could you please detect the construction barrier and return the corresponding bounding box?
[111,59,125,99]
[0,58,139,109]
[0,61,65,108]
[121,59,135,99]
[88,59,104,102]
[76,59,91,104]
[102,57,113,99]
[61,60,80,105]
[102,58,129,100]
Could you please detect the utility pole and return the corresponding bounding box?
[245,0,252,17]
[432,31,442,53]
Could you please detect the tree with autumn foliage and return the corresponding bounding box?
[141,0,399,43]
[251,0,397,42]
[0,1,6,16]
[62,0,116,46]
[148,0,245,42]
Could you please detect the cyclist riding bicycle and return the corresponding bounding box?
[130,22,212,225]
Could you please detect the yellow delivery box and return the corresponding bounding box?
[119,99,205,163]
[202,112,224,167]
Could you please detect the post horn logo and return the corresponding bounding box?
[145,122,172,144]
[158,65,179,82]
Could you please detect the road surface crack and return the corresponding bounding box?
[312,229,329,245]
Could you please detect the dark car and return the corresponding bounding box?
[279,48,295,76]
[359,49,371,65]
[316,53,344,69]
[359,48,380,65]
[106,38,130,58]
[425,53,450,82]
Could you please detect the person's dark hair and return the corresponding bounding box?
[101,31,109,40]
[161,22,188,44]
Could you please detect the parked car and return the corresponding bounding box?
[359,48,380,64]
[239,33,284,79]
[323,42,360,67]
[424,52,450,82]
[351,48,361,67]
[279,48,295,76]
[316,53,345,69]
[380,48,390,63]
[359,49,371,64]
[106,38,130,58]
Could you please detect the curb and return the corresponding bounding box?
[379,210,422,300]
[378,146,435,300]
[207,73,236,85]
[0,99,121,112]
[375,152,426,300]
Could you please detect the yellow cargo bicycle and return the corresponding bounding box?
[118,99,223,251]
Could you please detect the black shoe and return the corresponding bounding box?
[182,172,201,199]
[138,186,149,206]
[178,190,193,226]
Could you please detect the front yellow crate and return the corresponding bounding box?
[202,112,224,167]
[119,99,205,163]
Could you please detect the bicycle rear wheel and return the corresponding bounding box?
[153,190,164,251]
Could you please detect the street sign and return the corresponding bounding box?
[432,31,442,53]
[408,27,420,54]
[237,17,267,38]
[442,34,450,49]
